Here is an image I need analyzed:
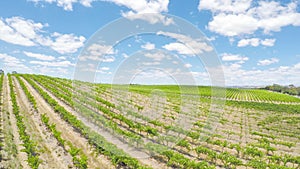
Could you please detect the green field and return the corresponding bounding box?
[0,73,299,169]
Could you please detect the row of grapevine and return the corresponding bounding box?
[26,74,300,169]
[0,74,3,162]
[21,74,150,169]
[15,75,88,168]
[32,75,274,168]
[29,74,220,167]
[226,88,300,103]
[7,74,41,169]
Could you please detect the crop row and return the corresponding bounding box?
[15,75,88,168]
[21,74,150,169]
[8,74,40,168]
[26,74,300,168]
[29,74,218,168]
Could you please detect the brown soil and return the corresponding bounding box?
[20,76,114,169]
[2,75,29,168]
[13,77,74,169]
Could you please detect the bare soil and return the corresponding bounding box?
[21,76,114,169]
[2,75,29,169]
[13,77,74,169]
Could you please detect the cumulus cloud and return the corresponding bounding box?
[208,13,258,36]
[158,31,213,55]
[30,60,74,67]
[257,58,279,66]
[24,51,56,61]
[0,16,85,54]
[184,63,192,68]
[141,42,155,50]
[29,0,172,25]
[260,39,276,47]
[49,32,86,54]
[200,0,300,36]
[29,0,94,11]
[0,53,30,72]
[0,17,38,46]
[237,38,276,47]
[163,43,195,55]
[221,53,249,61]
[100,67,110,71]
[79,44,116,62]
[199,0,252,13]
[142,61,160,66]
[221,61,300,86]
[144,52,168,61]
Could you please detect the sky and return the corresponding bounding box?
[0,0,300,86]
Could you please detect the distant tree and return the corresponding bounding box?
[265,84,299,96]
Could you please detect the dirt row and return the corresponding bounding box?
[20,76,115,169]
[29,76,169,169]
[51,77,300,165]
[1,75,28,168]
[13,76,74,169]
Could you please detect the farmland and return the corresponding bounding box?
[0,73,299,169]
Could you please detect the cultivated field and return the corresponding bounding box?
[0,73,299,169]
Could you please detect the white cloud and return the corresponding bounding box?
[24,51,56,61]
[30,0,93,11]
[201,1,300,36]
[184,63,192,68]
[0,16,85,54]
[142,61,160,66]
[163,43,195,55]
[122,12,173,25]
[0,18,36,46]
[6,16,45,39]
[108,0,169,14]
[122,53,129,58]
[207,36,216,41]
[30,60,74,67]
[208,13,258,36]
[30,0,172,25]
[79,44,116,62]
[100,67,110,71]
[199,0,252,13]
[221,61,300,86]
[221,53,249,61]
[0,53,31,72]
[261,39,276,47]
[0,53,22,65]
[141,42,155,50]
[257,58,279,66]
[49,32,86,54]
[237,38,275,47]
[144,52,168,61]
[106,0,172,25]
[237,38,259,47]
[88,44,115,56]
[58,56,66,60]
[158,31,213,55]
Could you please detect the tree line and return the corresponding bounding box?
[265,84,300,96]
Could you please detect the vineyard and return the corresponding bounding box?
[0,73,299,169]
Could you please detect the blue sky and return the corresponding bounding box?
[0,0,300,86]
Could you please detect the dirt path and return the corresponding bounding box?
[12,77,73,169]
[0,76,4,168]
[20,77,114,169]
[34,79,169,169]
[0,77,18,169]
[2,75,29,169]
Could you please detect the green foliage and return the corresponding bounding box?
[266,84,300,96]
[18,74,300,169]
[22,74,148,169]
[8,74,41,168]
